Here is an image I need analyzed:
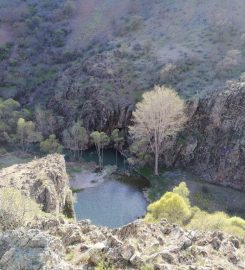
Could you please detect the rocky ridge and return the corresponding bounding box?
[0,218,244,270]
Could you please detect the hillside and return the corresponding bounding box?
[1,0,245,120]
[0,0,245,189]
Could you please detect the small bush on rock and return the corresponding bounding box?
[0,187,43,230]
[95,260,115,270]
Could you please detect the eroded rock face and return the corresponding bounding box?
[3,218,243,270]
[190,82,245,191]
[0,229,74,270]
[0,154,74,216]
[162,81,245,191]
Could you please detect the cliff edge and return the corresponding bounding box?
[0,154,74,216]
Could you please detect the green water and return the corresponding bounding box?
[82,148,128,171]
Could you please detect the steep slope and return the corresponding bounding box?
[0,154,74,216]
[1,0,245,122]
[52,0,245,129]
[163,80,245,191]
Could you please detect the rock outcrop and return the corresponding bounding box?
[0,228,74,270]
[162,81,245,191]
[1,218,244,270]
[0,154,74,216]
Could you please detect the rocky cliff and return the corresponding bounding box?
[164,80,245,191]
[0,154,74,216]
[0,218,244,270]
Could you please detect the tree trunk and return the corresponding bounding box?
[154,131,159,175]
[98,146,102,171]
[101,146,104,170]
[154,151,159,175]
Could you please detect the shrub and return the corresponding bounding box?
[0,187,43,230]
[140,265,154,270]
[145,191,191,225]
[117,15,144,36]
[128,139,152,167]
[187,210,229,231]
[160,63,177,83]
[145,182,245,238]
[40,134,63,154]
[0,147,7,155]
[62,0,75,17]
[0,45,11,61]
[173,182,190,205]
[229,217,245,230]
[187,210,245,237]
[215,49,242,78]
[95,260,115,270]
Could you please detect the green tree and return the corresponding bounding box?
[127,139,151,168]
[90,131,110,170]
[111,129,124,167]
[62,122,89,159]
[129,85,186,175]
[0,98,21,145]
[17,118,42,151]
[35,105,63,137]
[40,134,63,154]
[63,0,75,17]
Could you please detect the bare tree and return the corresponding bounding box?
[129,85,186,175]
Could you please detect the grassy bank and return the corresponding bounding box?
[145,182,245,238]
[136,166,245,220]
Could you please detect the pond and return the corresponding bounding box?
[70,149,149,228]
[71,149,245,228]
[73,176,148,228]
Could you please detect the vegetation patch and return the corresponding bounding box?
[0,187,45,230]
[145,182,245,238]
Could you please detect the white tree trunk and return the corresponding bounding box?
[154,151,159,176]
